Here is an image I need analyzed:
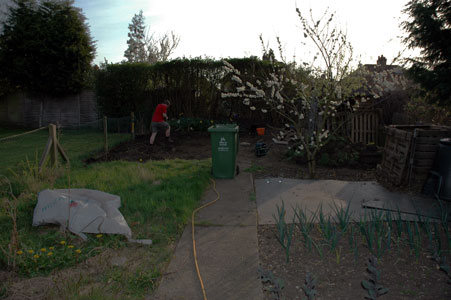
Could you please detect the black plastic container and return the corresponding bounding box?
[423,138,451,200]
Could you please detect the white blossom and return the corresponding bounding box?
[261,109,268,113]
[232,75,242,84]
[250,106,256,111]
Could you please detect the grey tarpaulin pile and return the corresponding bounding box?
[32,189,152,245]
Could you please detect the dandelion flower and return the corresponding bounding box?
[33,254,40,259]
[40,248,47,252]
[17,250,23,255]
[47,252,53,256]
[75,249,82,254]
[28,250,34,254]
[60,241,66,245]
[96,234,103,238]
[68,245,74,249]
[49,247,55,250]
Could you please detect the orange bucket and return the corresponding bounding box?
[256,127,265,136]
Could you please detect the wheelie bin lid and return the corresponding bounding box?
[208,124,239,133]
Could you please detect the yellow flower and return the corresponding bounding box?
[47,252,53,256]
[28,250,34,254]
[75,249,82,254]
[200,120,203,124]
[40,248,47,252]
[16,250,23,255]
[33,254,39,259]
[96,234,103,238]
[60,241,66,245]
[68,245,74,249]
[49,246,55,250]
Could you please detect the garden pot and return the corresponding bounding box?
[256,127,265,136]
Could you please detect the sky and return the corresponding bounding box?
[73,0,410,65]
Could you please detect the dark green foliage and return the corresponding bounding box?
[428,234,451,284]
[258,267,285,300]
[361,256,389,299]
[94,57,274,121]
[168,117,214,132]
[273,202,296,263]
[358,212,391,259]
[294,134,361,168]
[95,63,153,117]
[302,272,317,300]
[293,205,318,253]
[333,203,353,233]
[402,0,451,106]
[318,209,341,251]
[0,0,96,96]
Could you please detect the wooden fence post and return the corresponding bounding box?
[50,124,58,167]
[104,116,108,153]
[131,112,135,140]
[39,123,70,171]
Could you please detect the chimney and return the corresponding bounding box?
[377,55,387,67]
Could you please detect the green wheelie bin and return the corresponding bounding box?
[208,124,239,179]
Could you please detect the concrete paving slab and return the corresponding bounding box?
[152,167,263,300]
[195,173,256,226]
[151,226,261,300]
[256,178,440,225]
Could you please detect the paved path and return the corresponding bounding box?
[255,178,440,224]
[152,160,263,300]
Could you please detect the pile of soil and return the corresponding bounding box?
[85,131,212,163]
[85,128,380,182]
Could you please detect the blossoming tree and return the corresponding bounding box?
[222,8,368,178]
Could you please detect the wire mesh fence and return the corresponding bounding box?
[0,116,133,175]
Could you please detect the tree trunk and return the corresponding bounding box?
[306,152,317,179]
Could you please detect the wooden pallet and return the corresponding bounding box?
[377,125,451,187]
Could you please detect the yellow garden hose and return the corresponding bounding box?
[191,178,220,300]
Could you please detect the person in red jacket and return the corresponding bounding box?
[150,100,173,145]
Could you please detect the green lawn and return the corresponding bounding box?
[0,128,130,175]
[0,127,212,299]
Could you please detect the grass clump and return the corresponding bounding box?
[0,154,211,299]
